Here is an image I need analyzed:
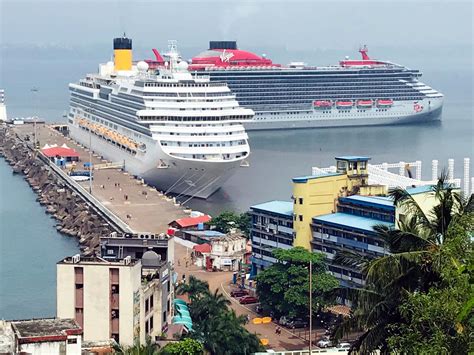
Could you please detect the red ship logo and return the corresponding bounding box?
[414,103,423,112]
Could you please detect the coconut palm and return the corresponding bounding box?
[176,275,209,302]
[333,173,473,354]
[112,336,160,355]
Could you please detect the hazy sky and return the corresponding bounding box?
[1,0,473,51]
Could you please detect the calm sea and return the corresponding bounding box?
[0,48,472,319]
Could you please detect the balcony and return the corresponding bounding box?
[75,289,84,308]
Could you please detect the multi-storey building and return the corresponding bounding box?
[249,200,294,274]
[312,195,395,287]
[57,254,171,346]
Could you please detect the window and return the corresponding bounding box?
[299,197,303,205]
[150,295,154,310]
[299,215,303,222]
[67,338,78,344]
[149,316,154,332]
[163,311,167,323]
[145,299,149,313]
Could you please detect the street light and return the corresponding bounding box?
[84,105,94,194]
[31,87,39,149]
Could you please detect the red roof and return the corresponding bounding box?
[193,243,211,253]
[42,147,80,158]
[172,215,211,228]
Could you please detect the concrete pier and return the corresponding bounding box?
[10,123,188,236]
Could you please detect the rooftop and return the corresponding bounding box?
[340,195,394,210]
[171,215,211,228]
[313,212,393,233]
[58,255,140,266]
[335,156,371,162]
[183,230,225,237]
[292,172,343,183]
[11,318,81,343]
[405,185,435,195]
[250,200,293,216]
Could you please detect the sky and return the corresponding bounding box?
[1,0,473,51]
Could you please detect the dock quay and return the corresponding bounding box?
[1,122,188,253]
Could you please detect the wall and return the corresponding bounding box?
[20,341,63,355]
[83,265,110,342]
[293,174,348,250]
[57,264,76,320]
[119,262,142,346]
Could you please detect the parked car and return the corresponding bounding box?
[317,337,332,348]
[336,342,351,349]
[239,296,259,304]
[287,319,309,329]
[230,289,249,297]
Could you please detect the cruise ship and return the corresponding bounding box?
[67,37,253,199]
[150,41,443,130]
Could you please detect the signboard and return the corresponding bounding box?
[221,258,232,266]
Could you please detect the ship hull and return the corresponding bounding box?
[244,98,443,131]
[68,124,242,199]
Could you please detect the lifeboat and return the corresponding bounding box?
[313,100,332,108]
[357,100,373,107]
[336,100,354,108]
[376,99,393,107]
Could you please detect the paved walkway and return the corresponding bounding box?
[12,124,187,233]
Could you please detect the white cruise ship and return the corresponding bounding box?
[67,37,253,199]
[174,42,444,130]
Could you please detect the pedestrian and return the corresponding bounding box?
[114,182,117,187]
[145,191,148,200]
[124,194,128,201]
[177,259,181,266]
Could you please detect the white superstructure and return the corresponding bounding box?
[68,38,253,199]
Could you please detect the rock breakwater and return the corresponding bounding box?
[0,125,114,255]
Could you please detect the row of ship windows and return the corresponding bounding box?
[139,115,250,121]
[240,97,423,105]
[138,91,232,98]
[226,81,415,88]
[251,111,414,120]
[142,82,226,88]
[235,89,423,96]
[209,72,417,79]
[165,131,242,136]
[161,140,246,147]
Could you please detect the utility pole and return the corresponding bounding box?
[31,87,39,149]
[309,258,313,354]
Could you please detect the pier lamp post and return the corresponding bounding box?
[84,105,94,194]
[31,87,39,149]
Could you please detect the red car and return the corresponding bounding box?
[239,296,259,304]
[230,289,249,298]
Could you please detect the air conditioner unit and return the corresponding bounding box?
[72,254,80,263]
[124,256,132,265]
[110,232,117,238]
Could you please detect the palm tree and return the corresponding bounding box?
[333,173,473,354]
[112,336,160,355]
[176,275,209,302]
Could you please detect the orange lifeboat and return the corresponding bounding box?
[357,100,373,107]
[376,99,393,107]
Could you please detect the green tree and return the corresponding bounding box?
[160,338,203,355]
[176,275,209,302]
[113,337,159,355]
[256,247,339,320]
[177,277,264,354]
[333,175,473,354]
[207,211,251,236]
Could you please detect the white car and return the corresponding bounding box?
[317,338,332,348]
[337,342,351,349]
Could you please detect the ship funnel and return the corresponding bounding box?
[113,35,133,71]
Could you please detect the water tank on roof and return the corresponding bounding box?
[209,41,237,50]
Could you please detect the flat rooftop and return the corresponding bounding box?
[335,156,371,161]
[250,200,293,217]
[340,195,394,210]
[11,318,81,342]
[292,172,342,183]
[313,212,394,233]
[183,230,225,237]
[58,255,140,266]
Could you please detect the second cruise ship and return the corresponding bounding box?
[68,37,253,199]
[166,41,443,130]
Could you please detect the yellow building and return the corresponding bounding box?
[292,156,387,249]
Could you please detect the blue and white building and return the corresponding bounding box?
[311,195,395,287]
[249,201,294,274]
